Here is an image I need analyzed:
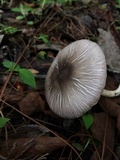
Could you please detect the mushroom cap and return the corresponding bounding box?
[45,39,107,118]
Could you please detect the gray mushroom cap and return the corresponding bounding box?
[45,39,107,118]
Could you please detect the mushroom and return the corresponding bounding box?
[102,85,120,97]
[45,39,107,118]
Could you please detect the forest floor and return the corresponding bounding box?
[0,0,120,159]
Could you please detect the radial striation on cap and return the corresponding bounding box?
[45,40,107,118]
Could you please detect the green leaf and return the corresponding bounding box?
[82,114,94,129]
[0,117,10,128]
[11,7,21,12]
[116,26,120,30]
[2,60,21,72]
[16,16,25,20]
[3,26,18,34]
[72,143,84,151]
[19,4,32,16]
[19,69,36,88]
[27,21,34,25]
[19,3,24,15]
[24,5,32,12]
[38,34,50,45]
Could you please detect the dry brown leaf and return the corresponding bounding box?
[98,28,120,73]
[0,135,66,159]
[2,88,25,103]
[19,91,44,115]
[28,68,39,74]
[91,113,115,160]
[100,97,119,118]
[100,96,120,133]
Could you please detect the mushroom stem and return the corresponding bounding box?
[102,85,120,97]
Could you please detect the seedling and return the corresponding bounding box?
[38,51,47,60]
[36,34,50,46]
[2,60,36,89]
[72,138,92,155]
[11,4,34,25]
[0,24,18,34]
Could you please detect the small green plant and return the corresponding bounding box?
[2,60,36,89]
[38,51,47,60]
[0,0,10,5]
[0,0,4,5]
[72,114,94,154]
[41,0,48,9]
[115,0,120,8]
[11,4,34,25]
[0,117,10,128]
[0,24,18,34]
[11,0,75,25]
[36,33,50,45]
[72,138,92,156]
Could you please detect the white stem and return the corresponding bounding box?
[102,85,120,97]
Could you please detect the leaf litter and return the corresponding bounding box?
[0,0,120,159]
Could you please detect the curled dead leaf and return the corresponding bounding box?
[0,135,66,159]
[98,28,120,73]
[19,91,44,115]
